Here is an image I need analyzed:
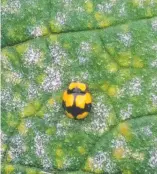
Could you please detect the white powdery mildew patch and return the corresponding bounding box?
[151,77,157,91]
[119,3,126,16]
[120,104,133,120]
[152,44,157,51]
[34,132,52,169]
[117,77,143,98]
[1,54,12,70]
[0,131,7,144]
[70,71,89,82]
[135,0,155,8]
[127,149,144,161]
[140,126,153,136]
[1,0,21,15]
[25,119,34,129]
[128,77,143,96]
[78,56,89,64]
[74,6,85,13]
[61,157,74,169]
[1,87,25,111]
[49,42,67,66]
[96,1,116,14]
[5,71,22,84]
[55,12,67,26]
[42,67,62,92]
[150,93,157,106]
[63,0,72,5]
[79,41,91,52]
[117,33,132,47]
[28,26,43,37]
[62,0,84,12]
[44,102,62,125]
[12,96,25,112]
[28,83,39,99]
[23,47,42,66]
[84,97,112,135]
[56,122,67,137]
[91,151,117,173]
[0,131,8,157]
[1,88,12,105]
[111,135,127,149]
[152,19,157,31]
[149,149,157,168]
[8,134,26,161]
[2,87,25,112]
[77,42,91,65]
[151,59,157,68]
[80,71,89,80]
[70,71,90,82]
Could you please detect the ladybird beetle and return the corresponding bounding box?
[62,82,92,119]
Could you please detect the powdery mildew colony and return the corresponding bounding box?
[1,0,157,173]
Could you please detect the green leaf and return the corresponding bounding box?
[1,0,157,173]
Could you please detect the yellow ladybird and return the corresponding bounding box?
[62,82,92,119]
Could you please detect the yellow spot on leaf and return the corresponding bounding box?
[6,153,12,162]
[133,56,144,68]
[63,43,70,48]
[48,98,54,105]
[95,12,103,21]
[99,20,110,28]
[15,44,28,54]
[84,157,93,171]
[121,24,129,32]
[92,44,102,54]
[118,51,131,67]
[36,107,45,118]
[22,100,41,117]
[23,104,36,117]
[41,26,49,35]
[4,165,14,174]
[78,146,86,155]
[56,148,64,157]
[2,144,7,152]
[85,1,93,13]
[122,170,132,174]
[46,128,56,135]
[146,8,152,17]
[113,147,125,159]
[107,85,118,97]
[101,81,110,91]
[118,69,131,81]
[119,122,132,140]
[56,159,63,169]
[36,74,45,84]
[108,113,117,125]
[106,46,115,54]
[49,35,58,42]
[18,121,27,135]
[7,113,18,128]
[49,21,61,32]
[87,23,93,29]
[107,62,118,73]
[132,0,140,7]
[7,29,16,38]
[26,169,37,174]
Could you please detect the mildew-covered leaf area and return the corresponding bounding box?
[1,0,157,173]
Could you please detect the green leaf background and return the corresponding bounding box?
[1,0,157,173]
